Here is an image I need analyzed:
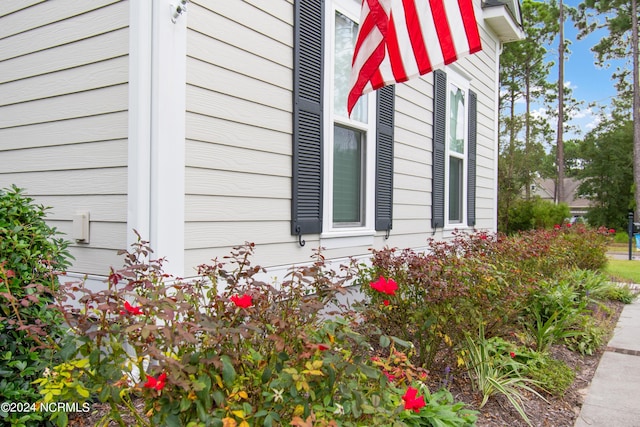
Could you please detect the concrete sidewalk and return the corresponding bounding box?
[574,296,640,427]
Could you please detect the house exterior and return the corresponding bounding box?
[531,178,591,217]
[0,0,523,283]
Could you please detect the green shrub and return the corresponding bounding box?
[603,285,637,304]
[571,268,637,304]
[525,355,575,397]
[504,198,570,234]
[564,314,609,356]
[613,231,629,244]
[0,186,72,426]
[556,224,612,271]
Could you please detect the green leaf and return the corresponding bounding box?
[75,385,90,398]
[358,364,380,379]
[261,367,272,384]
[196,400,207,422]
[59,341,78,361]
[54,410,68,427]
[379,335,391,348]
[390,336,412,349]
[221,355,236,386]
[180,397,192,412]
[242,402,252,416]
[164,413,182,427]
[361,404,375,414]
[212,390,225,407]
[370,394,381,407]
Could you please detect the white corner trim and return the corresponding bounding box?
[148,0,187,277]
[128,0,187,277]
[492,38,501,232]
[127,1,153,247]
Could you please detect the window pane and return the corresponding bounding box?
[333,126,363,225]
[449,157,463,223]
[449,86,465,154]
[334,11,367,122]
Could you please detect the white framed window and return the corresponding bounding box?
[445,69,470,227]
[323,0,377,235]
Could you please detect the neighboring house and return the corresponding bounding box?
[0,0,524,284]
[531,178,591,217]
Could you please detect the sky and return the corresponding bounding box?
[529,0,628,140]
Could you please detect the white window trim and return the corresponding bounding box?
[322,0,377,238]
[444,67,470,229]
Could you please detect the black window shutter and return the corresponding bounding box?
[375,85,395,232]
[431,69,447,229]
[467,90,477,227]
[292,0,324,238]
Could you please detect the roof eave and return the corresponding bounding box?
[482,3,525,43]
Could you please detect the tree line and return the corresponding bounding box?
[498,0,638,233]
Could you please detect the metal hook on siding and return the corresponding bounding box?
[295,226,306,247]
[384,224,391,240]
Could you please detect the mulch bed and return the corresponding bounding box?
[453,300,624,427]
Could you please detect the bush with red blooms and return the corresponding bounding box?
[46,236,476,426]
[357,226,613,372]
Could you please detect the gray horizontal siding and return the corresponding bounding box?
[0,0,129,276]
[183,0,501,272]
[184,0,296,272]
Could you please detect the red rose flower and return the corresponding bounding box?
[609,228,616,234]
[402,387,426,413]
[121,301,143,316]
[554,224,561,229]
[370,276,398,296]
[230,294,253,308]
[510,352,516,358]
[143,372,167,391]
[383,299,390,306]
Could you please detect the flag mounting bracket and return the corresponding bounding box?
[171,0,188,23]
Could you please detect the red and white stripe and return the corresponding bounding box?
[348,0,482,116]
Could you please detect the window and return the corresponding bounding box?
[325,3,376,231]
[432,69,477,229]
[292,0,395,243]
[447,78,467,224]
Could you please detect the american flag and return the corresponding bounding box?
[348,0,482,115]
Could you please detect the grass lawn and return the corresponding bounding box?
[606,258,640,283]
